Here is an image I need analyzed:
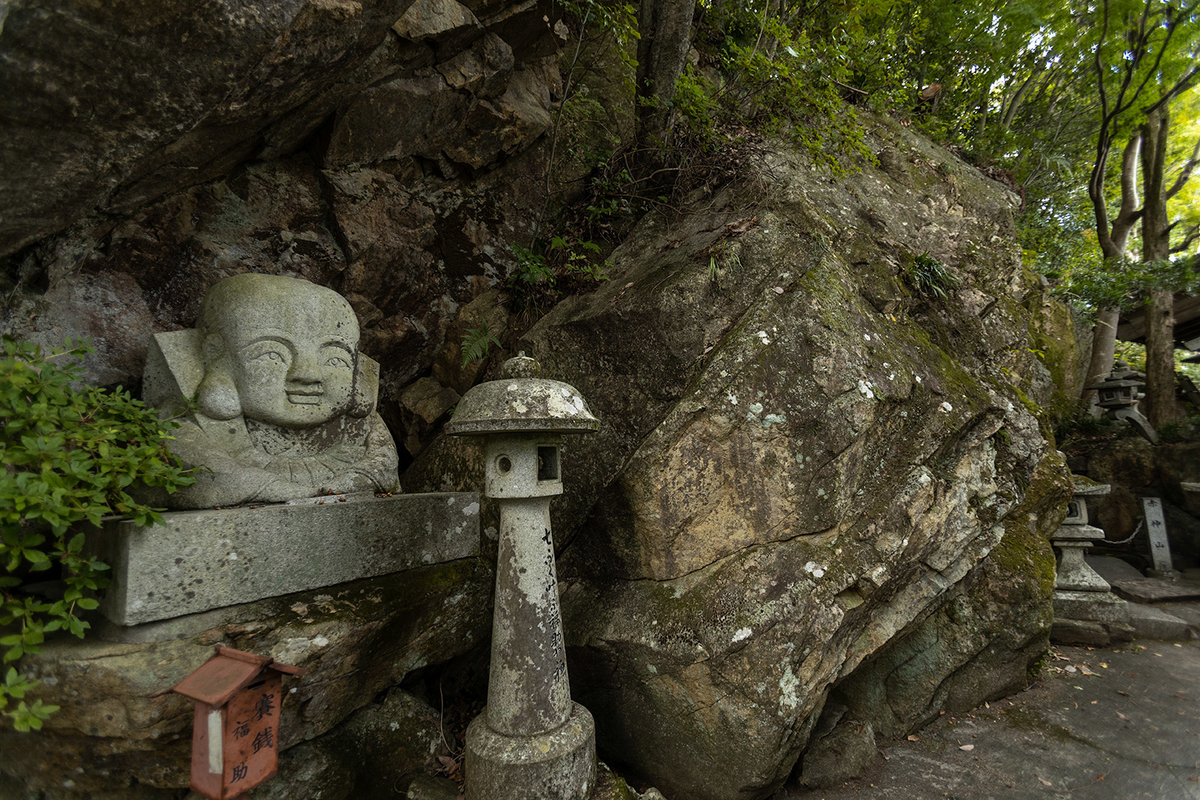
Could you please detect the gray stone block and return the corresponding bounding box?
[800,718,878,788]
[465,702,596,800]
[1053,590,1131,624]
[1086,555,1144,583]
[89,492,480,625]
[1050,618,1134,646]
[1126,603,1194,641]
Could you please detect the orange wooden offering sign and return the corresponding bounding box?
[173,646,304,800]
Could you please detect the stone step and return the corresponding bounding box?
[1110,578,1200,604]
[1126,603,1196,641]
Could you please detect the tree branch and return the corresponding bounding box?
[1171,223,1200,255]
[1141,65,1200,117]
[1167,136,1200,201]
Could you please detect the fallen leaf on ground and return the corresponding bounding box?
[1116,711,1129,721]
[960,744,974,751]
[1039,778,1053,787]
[907,735,920,741]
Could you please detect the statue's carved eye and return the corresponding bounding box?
[255,351,287,364]
[324,355,351,369]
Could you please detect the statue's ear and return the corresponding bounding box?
[349,355,379,418]
[197,334,241,421]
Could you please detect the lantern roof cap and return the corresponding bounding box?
[1072,475,1111,496]
[445,354,599,436]
[1085,378,1142,390]
[172,646,303,707]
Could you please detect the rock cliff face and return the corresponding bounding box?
[2,0,562,444]
[2,2,1074,798]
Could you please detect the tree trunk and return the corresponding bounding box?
[635,0,696,149]
[1144,289,1177,428]
[1082,135,1143,408]
[1140,105,1177,428]
[1084,306,1121,404]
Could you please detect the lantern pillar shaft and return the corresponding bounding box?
[487,495,572,736]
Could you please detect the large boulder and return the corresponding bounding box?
[408,119,1070,799]
[799,455,1064,786]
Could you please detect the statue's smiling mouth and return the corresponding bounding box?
[287,390,324,405]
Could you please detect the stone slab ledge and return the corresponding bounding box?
[87,492,481,626]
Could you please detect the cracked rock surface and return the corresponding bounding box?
[409,119,1074,800]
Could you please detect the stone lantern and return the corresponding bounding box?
[1051,475,1133,645]
[1086,362,1157,444]
[1052,479,1112,593]
[445,353,600,800]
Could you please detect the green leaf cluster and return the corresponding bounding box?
[907,251,959,299]
[506,238,610,309]
[1,666,58,731]
[0,336,194,730]
[682,7,878,174]
[1052,254,1200,314]
[461,321,503,368]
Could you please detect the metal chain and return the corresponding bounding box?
[1102,517,1144,546]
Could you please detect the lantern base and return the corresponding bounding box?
[464,702,596,800]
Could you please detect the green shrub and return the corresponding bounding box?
[505,238,609,310]
[0,337,194,730]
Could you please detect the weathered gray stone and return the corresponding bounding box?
[1052,525,1111,592]
[1087,555,1145,582]
[822,483,1059,769]
[2,556,491,798]
[143,274,400,509]
[1111,577,1200,603]
[394,0,483,43]
[399,377,463,457]
[1126,603,1194,640]
[1050,618,1124,646]
[799,717,877,788]
[0,0,421,257]
[1052,589,1133,651]
[464,703,596,800]
[88,492,479,625]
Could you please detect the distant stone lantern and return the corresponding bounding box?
[446,353,600,800]
[1052,479,1112,593]
[1050,474,1133,645]
[1087,362,1157,444]
[172,646,303,800]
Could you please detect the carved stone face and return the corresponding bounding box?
[200,275,361,429]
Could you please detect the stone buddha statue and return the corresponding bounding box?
[143,274,400,509]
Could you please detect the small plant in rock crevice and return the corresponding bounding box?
[504,237,610,311]
[461,321,502,368]
[0,337,194,730]
[907,251,959,299]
